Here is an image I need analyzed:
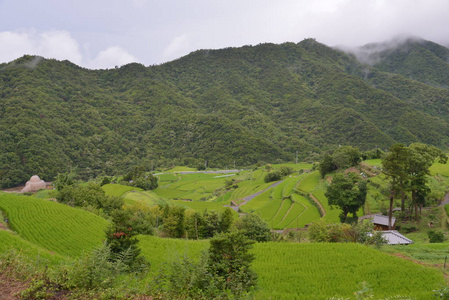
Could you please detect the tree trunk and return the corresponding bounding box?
[389,192,394,230]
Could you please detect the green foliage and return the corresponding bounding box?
[325,173,367,223]
[57,182,123,216]
[264,170,282,183]
[53,170,76,191]
[235,212,271,242]
[105,209,148,269]
[149,232,257,299]
[207,231,257,296]
[4,40,449,189]
[308,219,385,246]
[131,175,158,190]
[428,230,444,243]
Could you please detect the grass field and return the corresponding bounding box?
[102,183,142,197]
[0,192,109,257]
[137,235,444,299]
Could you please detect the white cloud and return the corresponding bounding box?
[88,46,137,69]
[0,29,82,65]
[0,30,37,62]
[0,29,138,69]
[161,35,191,62]
[37,31,82,65]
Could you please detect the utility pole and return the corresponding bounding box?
[295,151,298,164]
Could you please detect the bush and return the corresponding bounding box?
[264,170,282,183]
[397,222,417,233]
[428,230,444,243]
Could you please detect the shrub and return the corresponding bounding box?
[428,230,444,243]
[264,170,282,183]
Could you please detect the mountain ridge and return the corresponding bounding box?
[1,37,449,188]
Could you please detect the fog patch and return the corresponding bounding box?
[338,35,425,65]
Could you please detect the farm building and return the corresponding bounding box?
[372,214,396,230]
[380,230,413,245]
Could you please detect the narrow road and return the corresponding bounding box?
[224,180,285,212]
[239,180,285,207]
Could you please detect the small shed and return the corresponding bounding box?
[380,230,413,245]
[372,214,396,231]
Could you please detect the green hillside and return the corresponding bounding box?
[2,38,449,188]
[0,192,109,257]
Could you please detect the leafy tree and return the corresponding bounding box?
[105,209,147,269]
[382,144,411,229]
[57,183,123,215]
[264,170,282,183]
[235,213,271,242]
[207,231,258,296]
[319,155,337,178]
[332,146,361,170]
[132,175,158,190]
[53,170,76,191]
[219,207,234,233]
[325,173,367,223]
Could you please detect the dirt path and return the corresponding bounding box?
[439,192,449,207]
[309,193,326,217]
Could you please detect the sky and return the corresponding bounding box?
[0,0,448,69]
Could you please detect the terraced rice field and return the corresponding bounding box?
[102,183,142,197]
[0,229,64,264]
[241,175,322,229]
[138,236,444,299]
[0,192,109,257]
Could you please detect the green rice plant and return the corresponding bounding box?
[138,235,209,276]
[156,173,178,182]
[269,198,293,228]
[240,189,272,211]
[171,200,237,215]
[251,242,444,299]
[102,184,142,197]
[312,189,341,223]
[276,202,306,229]
[430,162,449,177]
[123,190,167,206]
[289,194,321,227]
[137,236,444,299]
[363,159,382,168]
[0,192,109,257]
[256,199,283,222]
[271,180,286,200]
[0,230,64,264]
[33,189,55,199]
[165,166,197,172]
[297,171,321,193]
[281,175,303,197]
[214,192,231,203]
[271,163,313,171]
[152,188,189,199]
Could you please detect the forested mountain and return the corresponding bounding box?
[1,38,449,188]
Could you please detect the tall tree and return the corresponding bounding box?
[382,144,411,229]
[325,173,367,223]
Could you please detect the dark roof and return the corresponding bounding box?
[372,214,395,226]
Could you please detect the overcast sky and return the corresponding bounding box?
[1,0,448,69]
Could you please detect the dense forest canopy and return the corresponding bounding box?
[1,37,449,188]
